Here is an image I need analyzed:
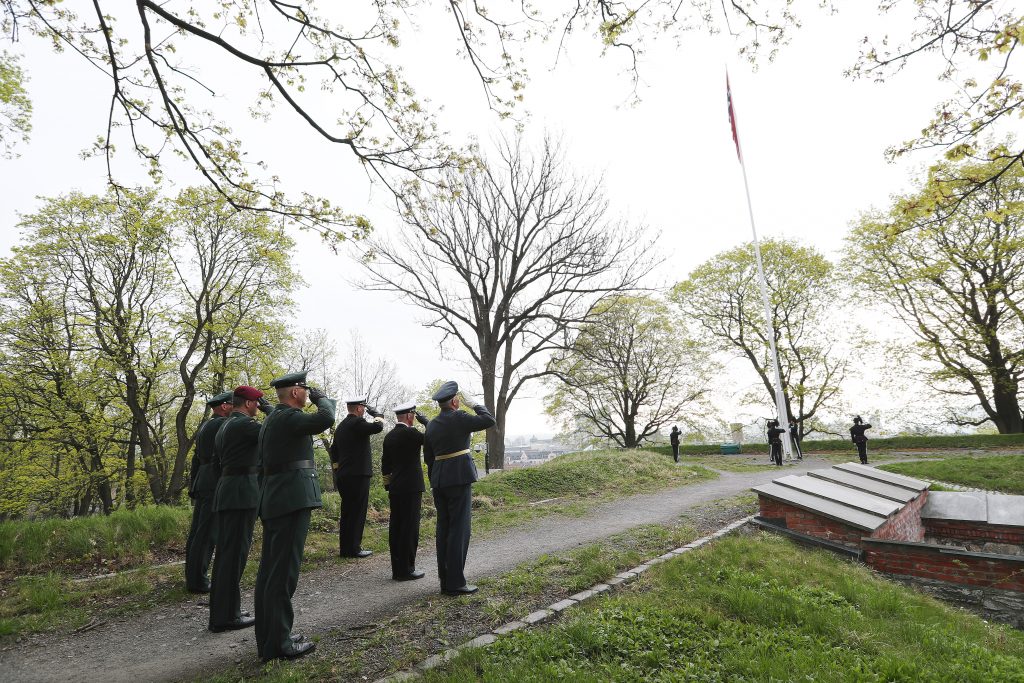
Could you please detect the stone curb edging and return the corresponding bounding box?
[373,515,754,682]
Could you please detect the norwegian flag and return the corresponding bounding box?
[726,74,742,162]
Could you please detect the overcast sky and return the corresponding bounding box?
[0,3,965,438]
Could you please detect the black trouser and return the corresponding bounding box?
[388,490,422,578]
[185,494,217,591]
[770,442,783,467]
[433,483,473,591]
[254,509,311,660]
[793,441,803,460]
[209,506,257,627]
[338,475,371,556]
[671,443,679,462]
[857,441,868,464]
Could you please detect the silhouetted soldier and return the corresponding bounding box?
[789,420,803,461]
[766,419,786,467]
[850,415,873,465]
[669,425,680,463]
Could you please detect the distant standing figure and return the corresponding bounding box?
[669,425,680,463]
[766,419,786,467]
[850,415,872,465]
[789,420,803,461]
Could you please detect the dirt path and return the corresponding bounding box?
[2,459,827,683]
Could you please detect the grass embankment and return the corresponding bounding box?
[0,449,715,638]
[426,533,1024,682]
[880,454,1024,495]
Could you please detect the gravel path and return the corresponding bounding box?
[2,459,825,683]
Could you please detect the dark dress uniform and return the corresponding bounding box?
[330,412,384,557]
[382,421,426,579]
[669,426,680,463]
[209,406,262,630]
[850,419,873,464]
[790,422,803,460]
[767,422,786,467]
[185,391,231,593]
[423,383,495,593]
[254,379,335,661]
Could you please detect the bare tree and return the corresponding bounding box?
[362,135,654,468]
[546,295,712,448]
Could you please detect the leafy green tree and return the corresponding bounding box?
[850,1,1024,197]
[0,2,793,236]
[545,296,712,449]
[0,51,30,157]
[846,158,1024,433]
[671,239,846,439]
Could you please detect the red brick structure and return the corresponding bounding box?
[862,539,1024,592]
[923,518,1024,547]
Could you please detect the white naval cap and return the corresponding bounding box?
[344,395,368,405]
[393,401,417,415]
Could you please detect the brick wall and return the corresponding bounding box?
[863,539,1024,593]
[757,496,865,547]
[870,491,927,542]
[924,518,1024,546]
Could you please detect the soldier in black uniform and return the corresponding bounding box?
[850,415,873,465]
[330,395,385,558]
[669,425,681,463]
[382,401,430,581]
[208,385,272,632]
[423,381,495,596]
[254,371,335,661]
[185,390,233,593]
[766,419,786,467]
[789,420,803,461]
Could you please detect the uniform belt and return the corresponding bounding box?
[222,465,260,476]
[434,449,470,462]
[263,459,315,476]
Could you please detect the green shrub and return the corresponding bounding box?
[649,432,1024,457]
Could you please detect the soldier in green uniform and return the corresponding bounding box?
[423,381,495,596]
[208,385,272,632]
[185,390,233,593]
[381,401,430,581]
[254,371,335,661]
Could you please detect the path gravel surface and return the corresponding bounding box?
[2,459,825,683]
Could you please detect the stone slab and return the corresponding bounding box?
[753,481,887,531]
[807,468,919,503]
[523,609,553,625]
[922,491,987,522]
[460,634,497,650]
[987,493,1024,527]
[569,589,598,602]
[615,571,637,580]
[834,463,928,491]
[658,552,676,561]
[632,564,651,574]
[548,599,577,612]
[774,474,902,517]
[589,583,610,594]
[493,621,526,635]
[605,576,626,586]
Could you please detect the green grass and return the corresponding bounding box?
[880,454,1024,494]
[425,533,1024,682]
[0,505,191,574]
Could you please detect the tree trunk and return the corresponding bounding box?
[124,370,163,502]
[988,365,1024,433]
[481,370,503,471]
[624,415,637,449]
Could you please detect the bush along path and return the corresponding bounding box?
[0,460,823,683]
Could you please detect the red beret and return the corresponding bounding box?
[233,385,264,401]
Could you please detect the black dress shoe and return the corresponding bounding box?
[290,633,305,643]
[208,616,256,632]
[282,641,316,660]
[341,549,373,558]
[393,570,426,581]
[442,584,478,596]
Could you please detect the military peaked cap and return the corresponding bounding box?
[269,371,309,389]
[206,390,233,407]
[234,385,264,400]
[344,395,368,406]
[393,401,417,415]
[431,380,458,403]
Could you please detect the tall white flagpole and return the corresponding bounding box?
[727,73,793,460]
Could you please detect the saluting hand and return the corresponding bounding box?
[414,411,429,426]
[257,396,273,414]
[308,386,327,404]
